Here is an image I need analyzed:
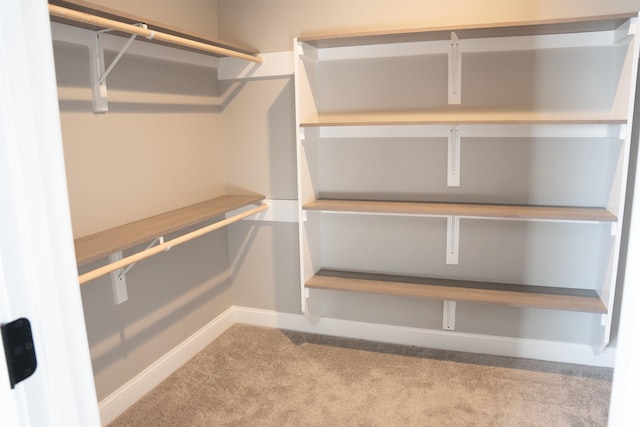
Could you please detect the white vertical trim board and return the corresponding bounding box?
[98,307,236,425]
[1,1,101,425]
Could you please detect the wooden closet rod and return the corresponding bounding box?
[49,4,262,64]
[78,203,267,285]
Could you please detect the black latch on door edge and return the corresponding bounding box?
[1,318,37,388]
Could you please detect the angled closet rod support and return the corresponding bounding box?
[90,28,142,113]
[117,236,166,280]
[97,24,147,85]
[109,236,165,305]
[78,203,268,285]
[48,5,262,63]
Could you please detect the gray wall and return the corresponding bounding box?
[54,0,231,401]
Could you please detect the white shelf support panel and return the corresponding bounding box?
[218,51,294,80]
[448,32,461,104]
[446,215,460,265]
[443,300,456,330]
[615,17,637,44]
[225,199,298,223]
[448,125,461,187]
[297,41,319,61]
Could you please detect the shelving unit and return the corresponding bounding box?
[294,13,640,351]
[75,195,265,266]
[75,195,266,285]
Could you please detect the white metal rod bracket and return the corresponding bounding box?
[98,31,140,84]
[89,32,108,113]
[448,32,461,104]
[90,24,146,113]
[118,236,164,279]
[443,300,456,330]
[109,251,128,305]
[448,125,461,187]
[446,216,460,265]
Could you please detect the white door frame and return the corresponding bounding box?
[0,0,100,425]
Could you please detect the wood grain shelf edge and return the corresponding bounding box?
[48,0,259,56]
[306,269,607,314]
[298,13,636,48]
[303,199,617,222]
[300,113,627,127]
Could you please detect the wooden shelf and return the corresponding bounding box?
[299,13,635,48]
[303,199,617,222]
[300,111,627,127]
[306,269,607,314]
[49,0,259,59]
[74,194,264,266]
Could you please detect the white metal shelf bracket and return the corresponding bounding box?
[90,24,149,113]
[89,32,108,113]
[109,251,128,304]
[448,125,461,187]
[446,215,460,265]
[108,236,165,305]
[443,300,456,330]
[448,32,461,104]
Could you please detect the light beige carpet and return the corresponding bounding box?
[109,324,612,426]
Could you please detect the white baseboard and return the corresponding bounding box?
[99,305,616,425]
[233,306,617,368]
[98,307,235,426]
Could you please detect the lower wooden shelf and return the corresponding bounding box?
[303,199,617,222]
[305,269,607,314]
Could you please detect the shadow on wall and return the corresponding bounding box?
[79,223,233,400]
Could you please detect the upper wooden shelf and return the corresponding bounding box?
[303,199,617,222]
[306,269,607,314]
[298,12,636,48]
[48,0,260,61]
[74,194,264,266]
[300,111,628,127]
